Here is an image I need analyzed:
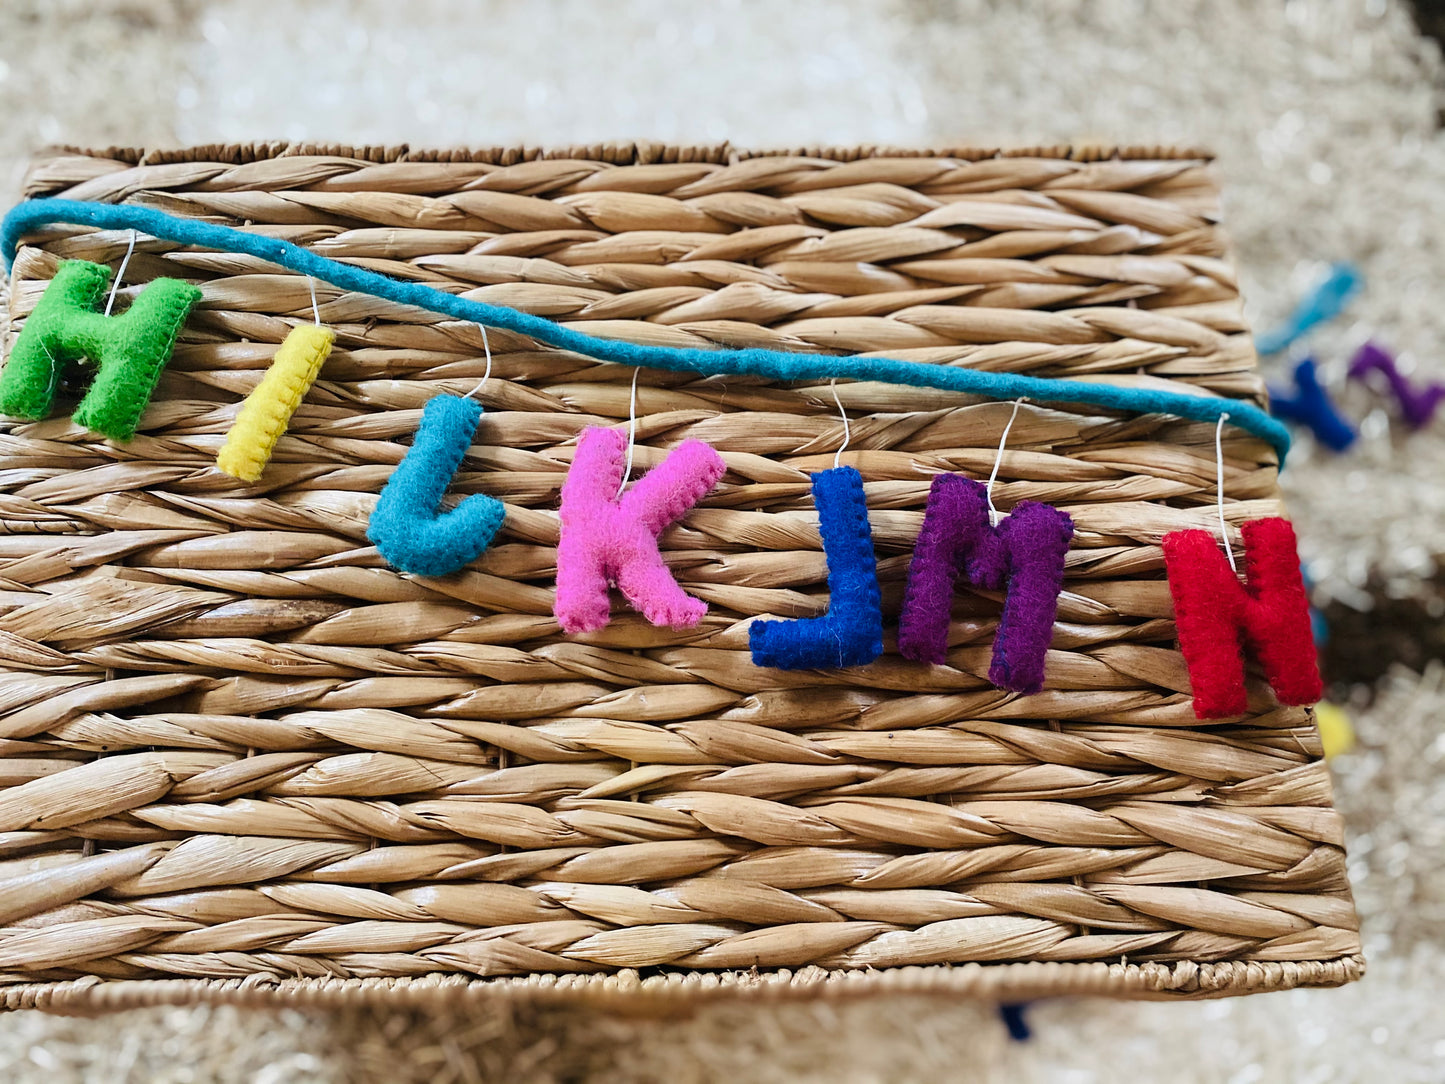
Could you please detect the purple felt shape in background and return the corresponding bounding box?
[898,474,1074,694]
[1348,340,1445,429]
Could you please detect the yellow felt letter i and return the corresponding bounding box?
[216,323,335,482]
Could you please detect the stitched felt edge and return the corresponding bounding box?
[749,465,884,670]
[217,323,336,481]
[70,277,203,441]
[2,199,1291,462]
[0,260,113,420]
[367,394,507,577]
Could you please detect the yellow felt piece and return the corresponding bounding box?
[216,323,335,482]
[1315,701,1356,761]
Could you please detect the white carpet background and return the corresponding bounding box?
[2,1,1444,1080]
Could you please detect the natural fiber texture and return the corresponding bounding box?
[0,143,1358,1012]
[1,955,1366,1015]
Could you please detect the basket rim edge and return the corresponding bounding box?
[4,954,1365,1014]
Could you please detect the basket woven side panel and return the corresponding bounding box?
[0,144,1359,1008]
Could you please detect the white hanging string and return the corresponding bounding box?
[617,366,641,498]
[41,343,61,401]
[307,276,322,325]
[985,398,1024,527]
[830,379,851,469]
[463,324,494,401]
[1215,412,1238,572]
[103,230,137,317]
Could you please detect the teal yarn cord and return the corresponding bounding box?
[2,198,1291,462]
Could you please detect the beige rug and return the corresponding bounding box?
[3,0,1444,1079]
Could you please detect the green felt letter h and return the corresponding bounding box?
[0,259,201,441]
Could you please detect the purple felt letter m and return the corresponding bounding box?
[898,475,1073,693]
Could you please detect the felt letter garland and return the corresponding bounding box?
[898,474,1074,693]
[750,466,883,670]
[554,426,725,633]
[1163,517,1323,719]
[367,394,506,577]
[217,323,335,481]
[0,212,1334,704]
[0,259,200,441]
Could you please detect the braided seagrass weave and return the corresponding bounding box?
[0,142,1361,1012]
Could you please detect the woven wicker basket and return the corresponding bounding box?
[0,142,1361,1013]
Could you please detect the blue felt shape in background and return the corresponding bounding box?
[1254,262,1362,356]
[1268,357,1357,452]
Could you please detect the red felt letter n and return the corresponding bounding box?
[1162,517,1322,719]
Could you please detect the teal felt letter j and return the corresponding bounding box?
[0,259,201,441]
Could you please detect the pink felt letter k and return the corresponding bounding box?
[554,426,726,634]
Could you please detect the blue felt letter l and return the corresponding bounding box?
[368,394,506,577]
